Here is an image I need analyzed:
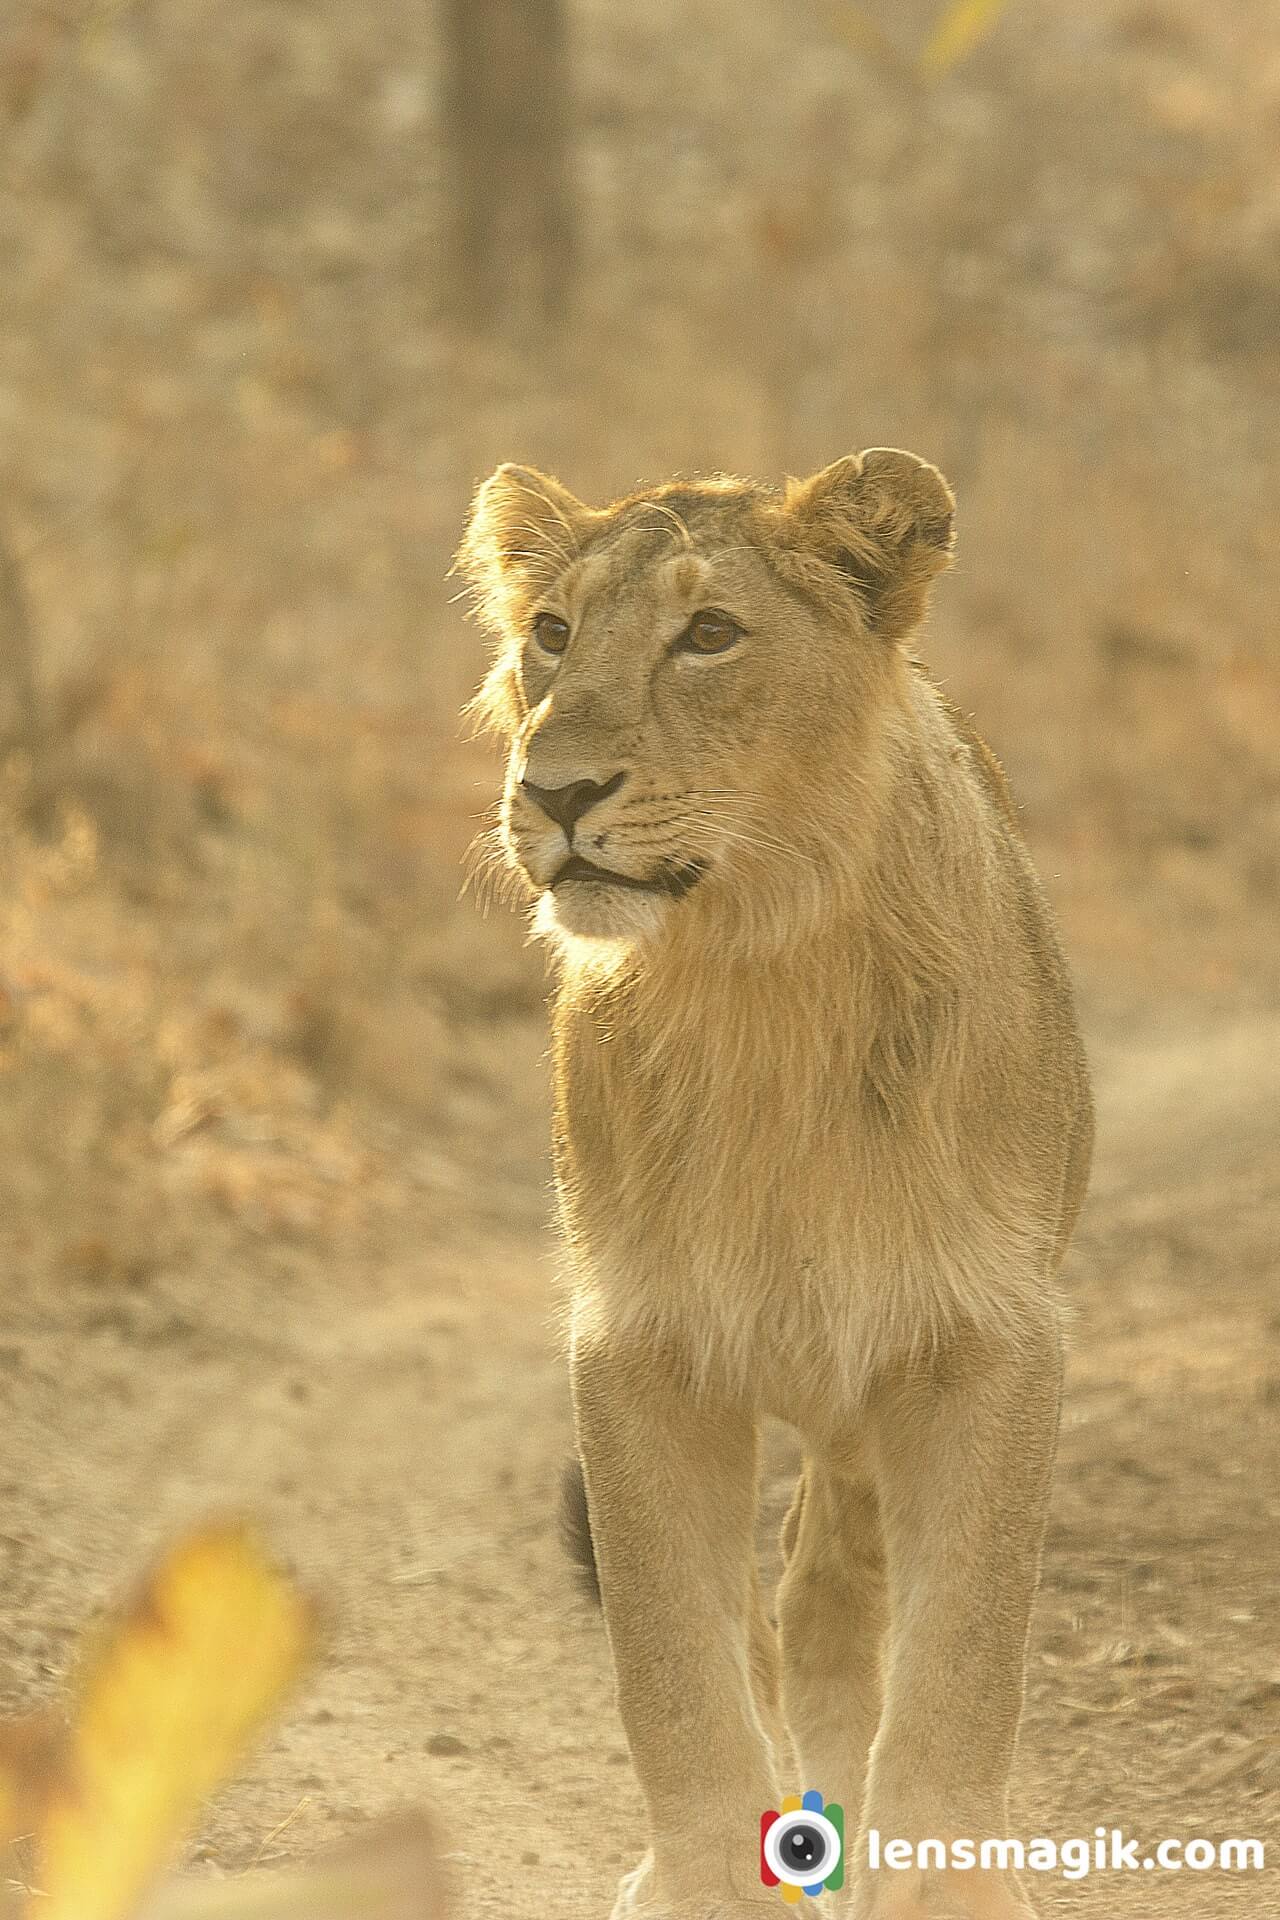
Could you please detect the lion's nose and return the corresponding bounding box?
[520,770,626,834]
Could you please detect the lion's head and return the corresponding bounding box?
[455,450,954,957]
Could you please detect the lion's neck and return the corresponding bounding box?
[560,696,998,1060]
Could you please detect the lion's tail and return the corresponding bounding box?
[558,1454,601,1603]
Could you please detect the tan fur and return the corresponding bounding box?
[456,451,1093,1918]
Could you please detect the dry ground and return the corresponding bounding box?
[1,1000,1277,1918]
[1,0,1278,1915]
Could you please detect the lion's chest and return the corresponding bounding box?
[553,983,1051,1421]
[559,997,867,1249]
[555,1003,941,1416]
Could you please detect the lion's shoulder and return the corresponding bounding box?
[910,661,1022,836]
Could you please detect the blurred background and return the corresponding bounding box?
[0,2,1277,1915]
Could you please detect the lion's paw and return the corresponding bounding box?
[849,1876,1036,1920]
[609,1849,804,1917]
[608,1853,657,1916]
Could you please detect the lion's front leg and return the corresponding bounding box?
[776,1461,886,1840]
[850,1314,1062,1920]
[570,1328,779,1917]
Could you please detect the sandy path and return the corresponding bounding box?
[2,1011,1276,1917]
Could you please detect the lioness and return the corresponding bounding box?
[456,450,1093,1919]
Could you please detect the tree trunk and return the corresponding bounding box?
[441,0,576,336]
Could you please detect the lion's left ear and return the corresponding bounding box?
[783,448,955,641]
[453,463,595,633]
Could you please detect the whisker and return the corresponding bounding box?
[705,822,821,873]
[504,529,573,573]
[508,478,583,560]
[628,500,693,554]
[678,793,823,872]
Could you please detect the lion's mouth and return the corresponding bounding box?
[550,854,704,899]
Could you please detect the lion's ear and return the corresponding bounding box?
[453,463,593,632]
[784,448,955,641]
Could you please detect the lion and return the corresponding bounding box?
[455,449,1093,1919]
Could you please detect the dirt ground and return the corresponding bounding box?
[1,0,1278,1915]
[1,996,1276,1918]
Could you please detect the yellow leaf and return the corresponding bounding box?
[920,0,1012,76]
[31,1525,313,1920]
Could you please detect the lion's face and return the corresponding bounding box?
[496,529,864,949]
[456,452,954,953]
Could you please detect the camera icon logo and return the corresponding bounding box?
[760,1790,844,1901]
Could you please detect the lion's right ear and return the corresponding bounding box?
[454,465,594,739]
[452,463,594,634]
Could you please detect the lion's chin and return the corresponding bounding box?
[534,879,672,948]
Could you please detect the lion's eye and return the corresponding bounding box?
[532,612,571,655]
[678,609,744,655]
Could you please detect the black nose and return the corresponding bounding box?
[520,771,625,834]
